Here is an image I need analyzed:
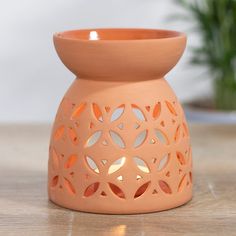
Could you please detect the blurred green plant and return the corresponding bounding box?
[175,0,236,110]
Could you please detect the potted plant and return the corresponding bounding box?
[175,0,236,123]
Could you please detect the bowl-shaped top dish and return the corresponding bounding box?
[53,28,186,81]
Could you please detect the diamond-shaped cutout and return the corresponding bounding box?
[101,159,107,165]
[150,138,156,144]
[105,106,110,112]
[136,175,142,180]
[152,158,157,163]
[117,175,123,181]
[152,189,158,194]
[101,191,107,196]
[102,140,108,146]
[117,123,124,130]
[89,122,94,129]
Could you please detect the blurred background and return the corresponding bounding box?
[0,0,235,123]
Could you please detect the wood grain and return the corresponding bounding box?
[0,124,236,236]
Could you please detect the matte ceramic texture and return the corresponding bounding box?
[49,28,192,214]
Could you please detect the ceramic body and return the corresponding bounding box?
[48,29,192,214]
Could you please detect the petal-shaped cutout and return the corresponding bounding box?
[68,127,78,145]
[85,156,99,173]
[70,103,86,120]
[108,157,126,174]
[131,104,146,121]
[157,154,169,171]
[133,130,148,148]
[110,104,125,122]
[109,183,125,199]
[84,182,100,197]
[51,148,60,170]
[54,125,65,141]
[178,174,187,192]
[174,125,181,142]
[133,157,150,173]
[109,131,125,148]
[64,178,76,195]
[165,101,177,116]
[92,103,103,122]
[64,155,77,169]
[155,129,169,144]
[85,131,102,147]
[153,102,161,119]
[51,175,59,187]
[176,152,186,165]
[159,180,172,194]
[134,181,150,198]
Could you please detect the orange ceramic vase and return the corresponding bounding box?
[48,28,192,214]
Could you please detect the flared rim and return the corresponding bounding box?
[54,28,186,42]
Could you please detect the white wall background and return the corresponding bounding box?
[0,0,211,123]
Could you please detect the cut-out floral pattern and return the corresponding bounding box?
[49,147,77,195]
[53,99,87,145]
[131,103,172,146]
[84,156,126,198]
[85,104,126,149]
[49,100,192,204]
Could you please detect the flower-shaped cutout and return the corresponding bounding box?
[49,147,77,195]
[85,103,126,149]
[84,156,126,198]
[131,103,170,147]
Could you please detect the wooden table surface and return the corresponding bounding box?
[0,124,236,236]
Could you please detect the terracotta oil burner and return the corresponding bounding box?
[48,28,192,214]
